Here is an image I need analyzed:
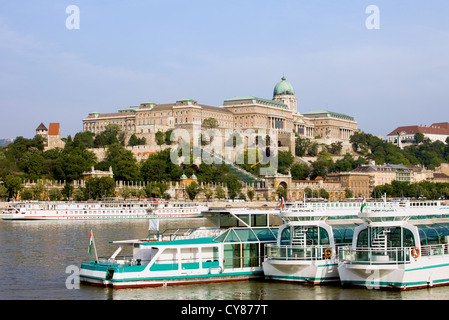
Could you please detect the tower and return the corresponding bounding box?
[273,76,298,113]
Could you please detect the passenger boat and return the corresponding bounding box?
[263,200,361,284]
[1,200,206,220]
[337,199,449,290]
[79,207,280,288]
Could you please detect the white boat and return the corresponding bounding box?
[263,200,361,284]
[1,200,206,220]
[337,199,449,290]
[79,207,280,288]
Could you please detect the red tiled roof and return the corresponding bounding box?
[48,123,60,136]
[387,123,449,136]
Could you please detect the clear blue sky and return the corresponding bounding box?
[1,0,448,139]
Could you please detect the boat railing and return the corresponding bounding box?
[338,244,449,265]
[265,244,333,261]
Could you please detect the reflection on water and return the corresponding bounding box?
[2,218,449,300]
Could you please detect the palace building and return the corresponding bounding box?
[82,76,358,153]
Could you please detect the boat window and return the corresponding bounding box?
[356,229,369,247]
[234,229,258,242]
[319,227,329,245]
[403,228,415,247]
[280,228,291,245]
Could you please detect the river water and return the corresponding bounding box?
[1,218,449,301]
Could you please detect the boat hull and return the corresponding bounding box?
[80,262,263,288]
[263,259,339,285]
[338,256,449,290]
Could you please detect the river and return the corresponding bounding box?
[1,218,449,301]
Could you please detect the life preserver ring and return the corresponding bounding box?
[412,247,420,258]
[324,248,332,258]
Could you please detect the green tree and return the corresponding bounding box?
[185,181,201,201]
[247,189,255,201]
[276,186,287,199]
[202,117,219,129]
[21,188,33,200]
[48,188,62,201]
[155,131,165,149]
[215,185,226,200]
[319,188,329,199]
[225,174,242,200]
[0,185,9,200]
[72,188,86,201]
[62,183,74,200]
[345,188,354,199]
[105,144,139,182]
[203,187,214,202]
[291,162,310,180]
[85,177,116,200]
[3,175,23,200]
[304,187,313,198]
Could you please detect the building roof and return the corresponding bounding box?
[48,123,60,136]
[387,123,449,137]
[223,96,289,109]
[302,110,355,121]
[273,76,295,96]
[36,123,47,131]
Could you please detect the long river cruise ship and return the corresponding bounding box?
[1,200,206,220]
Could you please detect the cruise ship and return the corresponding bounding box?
[1,200,206,220]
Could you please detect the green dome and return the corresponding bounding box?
[273,76,295,96]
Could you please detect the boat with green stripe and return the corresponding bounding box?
[79,207,279,288]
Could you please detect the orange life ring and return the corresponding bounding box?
[324,248,332,258]
[412,247,420,258]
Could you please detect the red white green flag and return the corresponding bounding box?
[360,197,367,213]
[88,229,93,255]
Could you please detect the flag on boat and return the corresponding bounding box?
[360,197,367,213]
[280,198,285,211]
[88,229,93,256]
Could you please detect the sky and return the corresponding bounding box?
[0,0,448,140]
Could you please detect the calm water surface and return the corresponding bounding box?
[2,218,449,300]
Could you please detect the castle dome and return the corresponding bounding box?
[273,76,295,96]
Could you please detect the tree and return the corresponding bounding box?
[276,151,294,175]
[48,188,62,201]
[291,162,310,180]
[202,118,219,129]
[0,185,8,200]
[62,183,74,200]
[185,181,201,201]
[414,132,425,144]
[85,177,116,200]
[203,187,214,202]
[215,185,226,200]
[20,188,33,200]
[72,188,85,201]
[31,182,46,200]
[155,131,165,149]
[345,188,353,199]
[105,144,139,182]
[276,186,287,199]
[93,124,120,147]
[304,187,313,198]
[3,175,23,200]
[247,189,255,202]
[224,174,242,200]
[319,188,329,199]
[310,159,328,180]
